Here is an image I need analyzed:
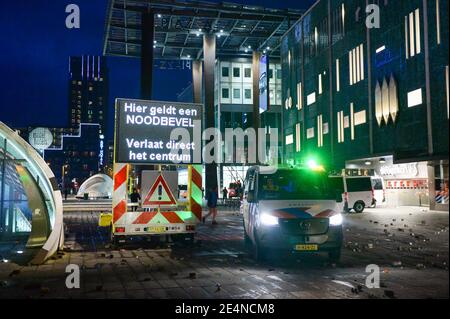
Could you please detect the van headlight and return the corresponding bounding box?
[329,213,343,226]
[260,213,279,226]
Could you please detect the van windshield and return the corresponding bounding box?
[371,178,383,190]
[257,170,334,200]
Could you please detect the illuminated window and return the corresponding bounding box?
[306,128,315,139]
[446,66,449,118]
[295,123,301,152]
[336,59,340,92]
[350,103,355,140]
[297,82,303,110]
[307,92,316,106]
[337,111,345,143]
[436,0,441,44]
[349,44,364,85]
[285,134,294,145]
[318,74,323,95]
[376,46,386,54]
[407,88,423,107]
[354,110,367,126]
[317,115,323,147]
[405,9,421,58]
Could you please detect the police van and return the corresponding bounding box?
[241,166,344,262]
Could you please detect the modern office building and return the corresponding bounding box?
[215,58,283,187]
[103,0,306,191]
[280,0,448,210]
[43,124,101,191]
[68,56,109,138]
[176,58,284,187]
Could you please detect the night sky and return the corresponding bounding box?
[0,0,315,138]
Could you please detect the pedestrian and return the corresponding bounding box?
[222,187,228,204]
[203,186,218,225]
[64,187,69,200]
[129,188,141,212]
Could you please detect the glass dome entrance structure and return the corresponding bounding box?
[0,122,63,265]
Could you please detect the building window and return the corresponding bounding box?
[307,92,316,106]
[222,67,229,77]
[446,66,449,118]
[222,88,229,99]
[317,115,324,147]
[375,75,399,125]
[306,128,315,139]
[233,67,240,78]
[297,82,303,110]
[354,110,367,126]
[350,103,355,141]
[244,88,252,100]
[436,0,441,44]
[233,88,241,99]
[349,44,364,85]
[407,88,423,107]
[337,111,345,143]
[295,123,301,152]
[244,68,252,78]
[405,9,421,58]
[336,59,340,92]
[332,4,345,44]
[285,134,294,145]
[268,69,273,79]
[318,74,323,95]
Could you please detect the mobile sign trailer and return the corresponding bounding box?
[109,99,203,244]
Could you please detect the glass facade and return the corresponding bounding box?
[0,122,62,263]
[280,0,449,170]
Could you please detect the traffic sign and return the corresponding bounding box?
[142,173,177,207]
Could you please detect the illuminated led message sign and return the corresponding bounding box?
[114,99,202,164]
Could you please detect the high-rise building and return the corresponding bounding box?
[281,0,448,210]
[68,56,109,138]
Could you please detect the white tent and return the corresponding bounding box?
[77,174,113,199]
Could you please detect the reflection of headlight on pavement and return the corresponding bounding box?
[329,213,343,226]
[260,213,279,226]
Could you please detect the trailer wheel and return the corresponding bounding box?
[111,235,120,249]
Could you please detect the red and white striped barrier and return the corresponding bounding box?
[112,163,129,228]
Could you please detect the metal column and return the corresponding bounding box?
[252,51,261,164]
[192,60,203,104]
[141,10,154,100]
[203,34,218,192]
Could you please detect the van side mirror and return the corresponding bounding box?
[247,191,256,203]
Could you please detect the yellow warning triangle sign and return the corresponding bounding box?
[143,174,177,206]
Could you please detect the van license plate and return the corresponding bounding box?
[148,226,166,233]
[295,244,318,251]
